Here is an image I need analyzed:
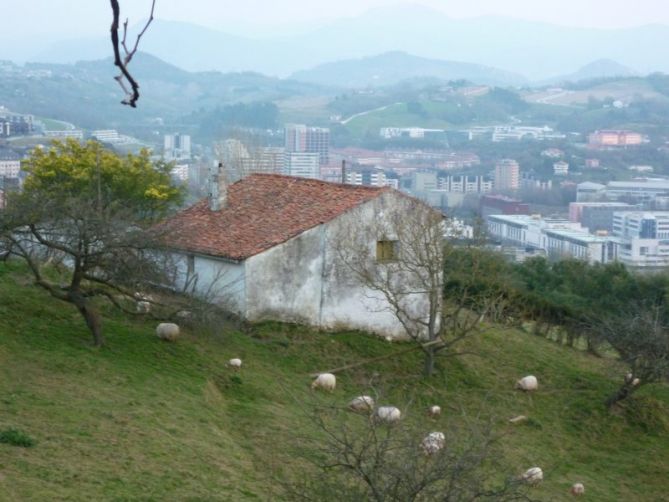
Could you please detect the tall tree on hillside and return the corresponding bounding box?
[0,140,182,346]
[585,303,669,408]
[332,199,501,377]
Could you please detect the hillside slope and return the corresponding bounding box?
[290,51,528,88]
[0,262,668,500]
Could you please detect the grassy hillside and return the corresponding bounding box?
[1,261,668,500]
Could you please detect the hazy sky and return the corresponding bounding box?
[2,0,669,39]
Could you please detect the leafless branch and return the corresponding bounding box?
[109,0,156,107]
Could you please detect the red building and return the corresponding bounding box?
[480,194,530,217]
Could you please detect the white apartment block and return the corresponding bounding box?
[438,175,493,194]
[553,161,569,176]
[487,214,608,264]
[284,152,320,179]
[605,180,669,202]
[609,212,669,268]
[0,159,21,178]
[45,129,84,140]
[345,169,388,187]
[164,134,192,161]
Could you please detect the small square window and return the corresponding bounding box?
[376,240,398,262]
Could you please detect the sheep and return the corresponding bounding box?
[421,432,445,456]
[156,323,180,342]
[625,372,634,384]
[508,415,529,425]
[348,395,375,413]
[136,301,151,314]
[227,358,242,370]
[570,483,585,496]
[374,406,401,424]
[520,467,543,485]
[311,373,336,392]
[427,405,442,419]
[632,378,641,387]
[515,375,539,392]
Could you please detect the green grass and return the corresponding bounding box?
[1,261,668,500]
[344,102,454,137]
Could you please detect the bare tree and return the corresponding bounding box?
[283,396,534,502]
[109,0,156,107]
[332,198,501,377]
[584,303,669,408]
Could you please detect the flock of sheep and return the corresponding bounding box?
[154,323,586,497]
[309,371,586,497]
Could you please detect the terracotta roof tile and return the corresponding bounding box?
[159,174,389,260]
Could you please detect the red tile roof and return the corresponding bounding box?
[159,174,390,261]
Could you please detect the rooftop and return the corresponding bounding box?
[159,174,390,261]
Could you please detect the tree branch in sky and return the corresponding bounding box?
[109,0,156,108]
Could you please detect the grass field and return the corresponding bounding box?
[1,261,668,501]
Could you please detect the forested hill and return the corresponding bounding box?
[0,53,331,131]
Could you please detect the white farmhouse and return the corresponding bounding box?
[159,170,436,339]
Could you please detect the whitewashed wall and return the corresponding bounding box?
[171,252,246,314]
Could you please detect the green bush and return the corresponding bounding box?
[0,428,36,447]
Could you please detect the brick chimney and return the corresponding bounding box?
[209,162,228,211]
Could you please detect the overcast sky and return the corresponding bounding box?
[2,0,669,39]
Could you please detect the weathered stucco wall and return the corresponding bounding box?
[320,192,433,339]
[244,225,324,324]
[171,252,246,314]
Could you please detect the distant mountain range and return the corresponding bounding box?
[4,4,669,81]
[0,53,329,131]
[542,59,638,85]
[289,51,528,88]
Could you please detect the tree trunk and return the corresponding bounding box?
[423,346,436,377]
[605,384,634,409]
[70,292,105,347]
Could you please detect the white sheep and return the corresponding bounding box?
[520,467,543,485]
[421,431,445,456]
[136,301,151,314]
[375,406,401,424]
[156,323,180,342]
[228,358,242,370]
[570,483,585,496]
[625,372,634,383]
[348,395,375,413]
[508,415,529,425]
[515,375,539,392]
[311,373,336,392]
[632,378,641,387]
[428,405,442,418]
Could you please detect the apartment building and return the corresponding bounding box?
[284,152,320,179]
[494,159,520,191]
[610,212,669,268]
[588,130,644,148]
[487,214,608,264]
[285,124,330,165]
